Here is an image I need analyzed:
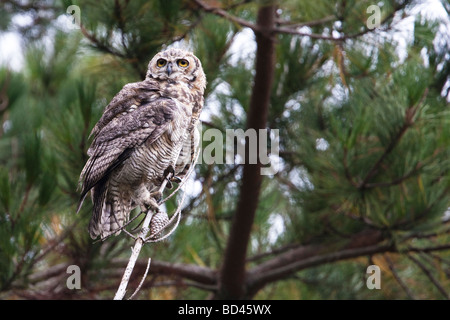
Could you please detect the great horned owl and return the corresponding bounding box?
[77,48,206,239]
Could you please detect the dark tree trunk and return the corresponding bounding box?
[216,4,277,300]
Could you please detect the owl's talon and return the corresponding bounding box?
[163,165,176,179]
[150,191,163,203]
[165,176,182,189]
[171,176,182,184]
[163,165,180,189]
[141,193,161,213]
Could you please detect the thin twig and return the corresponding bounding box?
[407,253,449,299]
[193,0,259,32]
[194,0,411,41]
[79,23,126,58]
[364,162,424,188]
[275,15,335,28]
[128,258,152,300]
[383,254,417,299]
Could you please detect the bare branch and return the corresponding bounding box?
[246,242,302,263]
[113,209,155,300]
[192,0,259,33]
[408,243,450,254]
[275,15,335,28]
[247,241,394,295]
[147,279,217,291]
[128,258,151,300]
[28,262,69,285]
[112,259,217,286]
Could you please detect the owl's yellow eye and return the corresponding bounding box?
[177,59,189,68]
[156,59,167,68]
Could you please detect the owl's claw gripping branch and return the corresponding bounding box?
[167,175,183,189]
[163,165,182,189]
[141,168,173,213]
[142,197,160,213]
[158,168,173,199]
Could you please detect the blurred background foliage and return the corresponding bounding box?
[0,0,449,299]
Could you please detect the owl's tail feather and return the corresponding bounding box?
[88,178,107,239]
[89,184,130,239]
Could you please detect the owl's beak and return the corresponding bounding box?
[166,63,173,76]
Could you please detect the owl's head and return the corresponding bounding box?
[146,48,206,93]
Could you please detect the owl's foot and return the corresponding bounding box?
[150,190,163,203]
[141,192,161,213]
[163,165,182,189]
[172,175,183,184]
[166,176,183,189]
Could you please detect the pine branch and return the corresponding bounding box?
[247,239,393,296]
[359,88,429,189]
[193,0,259,33]
[246,242,302,263]
[194,0,412,41]
[144,279,217,292]
[33,220,80,263]
[276,0,412,40]
[249,230,382,273]
[275,15,335,28]
[110,258,217,286]
[408,243,450,254]
[364,161,424,188]
[407,253,450,299]
[245,229,450,296]
[79,23,126,59]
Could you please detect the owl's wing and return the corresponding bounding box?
[77,82,188,212]
[89,80,160,138]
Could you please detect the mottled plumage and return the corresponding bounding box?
[78,48,206,239]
